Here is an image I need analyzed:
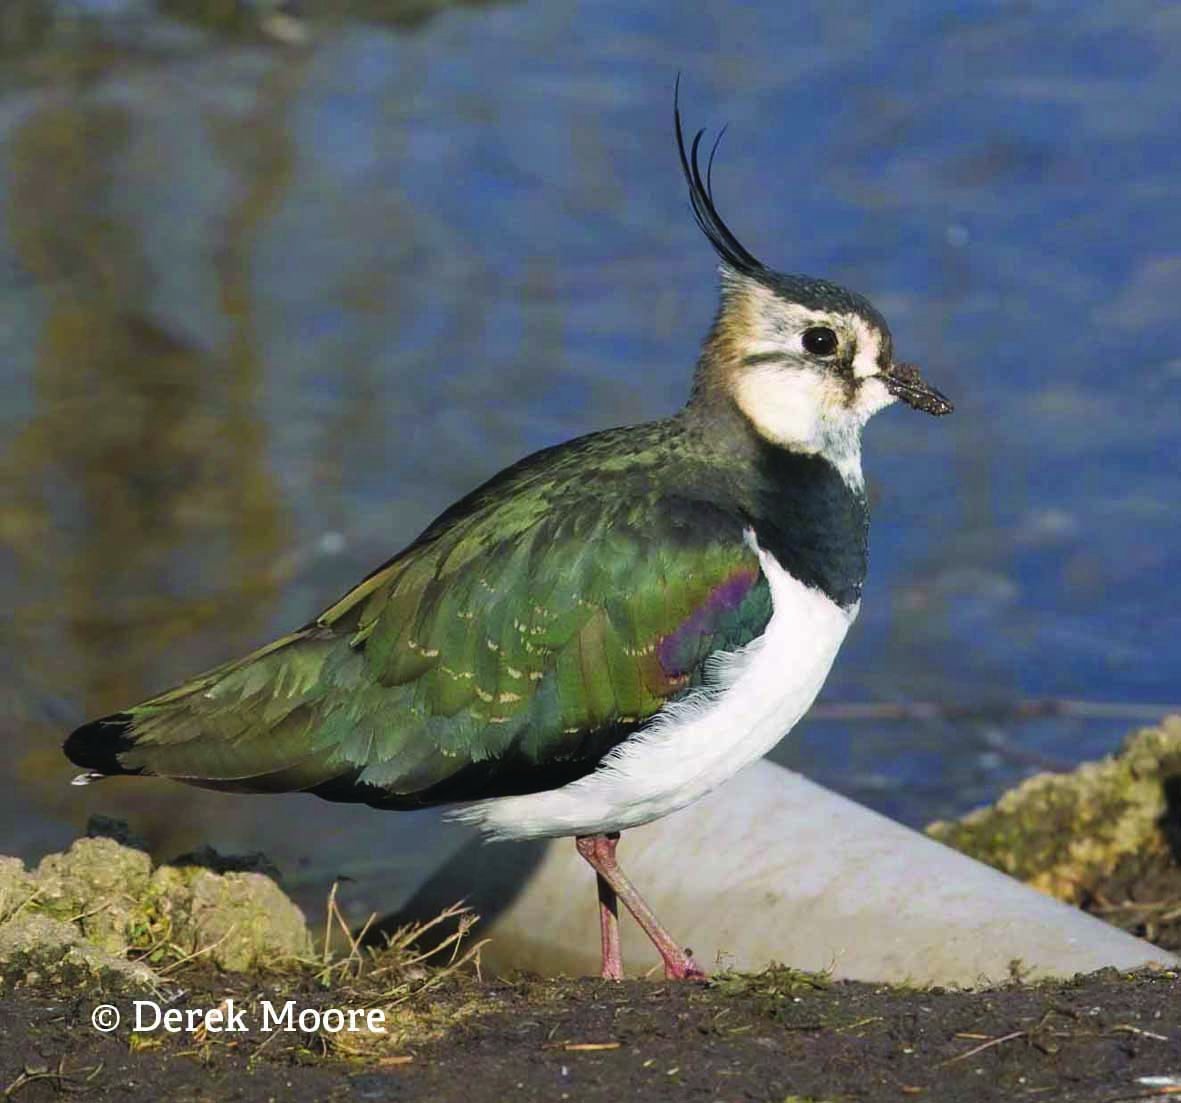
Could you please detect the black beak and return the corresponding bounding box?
[884,362,953,416]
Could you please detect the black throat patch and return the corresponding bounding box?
[742,442,869,609]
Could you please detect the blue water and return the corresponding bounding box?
[0,0,1177,887]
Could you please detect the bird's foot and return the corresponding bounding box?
[576,833,707,982]
[661,946,707,981]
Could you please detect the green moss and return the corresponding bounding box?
[0,912,156,983]
[0,857,36,921]
[709,963,832,1021]
[33,837,152,955]
[0,827,310,979]
[927,715,1181,902]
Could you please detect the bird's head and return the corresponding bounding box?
[676,99,952,473]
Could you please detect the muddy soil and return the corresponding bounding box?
[2,964,1179,1102]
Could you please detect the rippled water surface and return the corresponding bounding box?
[1,1,1178,896]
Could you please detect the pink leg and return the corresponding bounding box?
[593,852,623,981]
[575,833,706,981]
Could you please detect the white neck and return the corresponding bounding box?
[817,422,865,492]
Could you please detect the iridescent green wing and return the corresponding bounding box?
[79,428,773,804]
[305,497,770,802]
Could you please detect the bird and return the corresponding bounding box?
[64,93,952,982]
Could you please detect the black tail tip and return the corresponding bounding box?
[63,713,140,776]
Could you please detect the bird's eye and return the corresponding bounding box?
[802,327,839,357]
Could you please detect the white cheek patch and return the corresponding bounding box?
[732,362,877,492]
[733,366,827,451]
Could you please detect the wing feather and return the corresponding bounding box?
[65,426,775,807]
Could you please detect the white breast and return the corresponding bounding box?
[455,534,857,841]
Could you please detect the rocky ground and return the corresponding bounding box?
[2,718,1181,1101]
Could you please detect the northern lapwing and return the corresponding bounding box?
[65,94,952,981]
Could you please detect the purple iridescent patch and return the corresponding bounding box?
[656,567,759,677]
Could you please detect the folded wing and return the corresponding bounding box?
[66,435,773,808]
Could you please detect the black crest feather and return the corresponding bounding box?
[674,77,765,279]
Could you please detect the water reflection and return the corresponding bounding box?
[3,78,289,852]
[0,3,53,59]
[0,0,513,51]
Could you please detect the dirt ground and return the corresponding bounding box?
[2,963,1180,1103]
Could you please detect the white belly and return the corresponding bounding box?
[454,535,857,840]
